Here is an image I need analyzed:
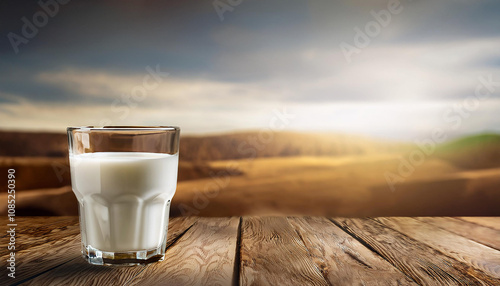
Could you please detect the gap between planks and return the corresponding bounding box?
[232,217,243,286]
[127,217,240,286]
[124,217,198,286]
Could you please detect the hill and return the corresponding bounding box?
[0,157,241,192]
[0,131,67,157]
[0,130,409,160]
[435,133,500,169]
[0,130,499,216]
[179,131,409,161]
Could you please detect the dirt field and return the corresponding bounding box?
[1,131,499,216]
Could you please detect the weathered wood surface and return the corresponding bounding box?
[289,217,416,285]
[456,217,500,231]
[1,217,195,286]
[1,221,81,283]
[415,217,500,251]
[0,216,79,256]
[240,216,329,286]
[375,217,500,279]
[23,217,197,286]
[1,216,500,286]
[331,218,500,285]
[129,217,239,286]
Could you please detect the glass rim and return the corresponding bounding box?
[67,126,180,132]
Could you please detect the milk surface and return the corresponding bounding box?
[70,152,178,252]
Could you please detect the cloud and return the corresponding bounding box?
[0,97,288,134]
[1,34,499,138]
[1,0,500,138]
[208,37,500,102]
[3,97,500,140]
[35,68,279,106]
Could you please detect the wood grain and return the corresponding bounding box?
[128,217,239,286]
[3,216,500,285]
[0,216,79,256]
[457,217,500,231]
[331,217,500,285]
[240,216,328,286]
[376,217,500,280]
[22,216,197,286]
[0,230,81,284]
[289,217,416,285]
[415,217,500,251]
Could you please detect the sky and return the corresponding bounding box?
[1,0,500,140]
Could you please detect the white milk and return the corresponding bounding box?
[70,152,178,252]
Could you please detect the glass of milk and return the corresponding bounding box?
[67,126,180,265]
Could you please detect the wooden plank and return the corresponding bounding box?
[128,217,239,286]
[240,216,329,286]
[331,218,500,285]
[415,217,500,251]
[457,217,500,231]
[289,217,416,285]
[22,216,197,286]
[376,217,500,280]
[0,217,79,256]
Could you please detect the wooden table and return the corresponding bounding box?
[1,216,500,285]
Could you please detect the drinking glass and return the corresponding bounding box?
[67,126,180,265]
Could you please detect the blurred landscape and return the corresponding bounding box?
[2,1,500,218]
[1,130,499,217]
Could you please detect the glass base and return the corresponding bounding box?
[83,244,165,266]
